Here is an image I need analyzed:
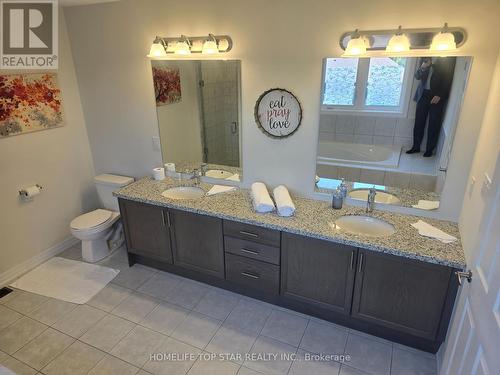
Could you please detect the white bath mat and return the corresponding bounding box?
[10,257,120,304]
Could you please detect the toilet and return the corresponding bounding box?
[70,174,134,263]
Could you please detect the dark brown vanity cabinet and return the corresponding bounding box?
[351,249,455,341]
[119,199,173,263]
[119,198,459,353]
[169,209,224,278]
[281,232,357,316]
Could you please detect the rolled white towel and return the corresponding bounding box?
[250,182,275,213]
[273,185,296,217]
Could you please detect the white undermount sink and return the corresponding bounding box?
[349,189,401,205]
[161,186,205,200]
[205,169,234,179]
[332,215,396,237]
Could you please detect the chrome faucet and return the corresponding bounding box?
[338,178,348,199]
[191,168,201,186]
[200,163,209,176]
[366,187,377,213]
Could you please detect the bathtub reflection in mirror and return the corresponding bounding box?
[315,56,472,210]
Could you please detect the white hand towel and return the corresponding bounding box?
[412,200,440,210]
[225,173,240,182]
[207,185,237,196]
[411,220,457,243]
[273,185,296,217]
[250,182,275,213]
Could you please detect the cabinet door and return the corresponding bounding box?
[170,209,224,278]
[119,199,172,263]
[281,232,357,315]
[351,250,452,340]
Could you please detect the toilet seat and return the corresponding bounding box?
[70,209,112,230]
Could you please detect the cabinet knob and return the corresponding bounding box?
[455,270,472,285]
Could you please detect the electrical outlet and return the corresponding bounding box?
[152,136,161,151]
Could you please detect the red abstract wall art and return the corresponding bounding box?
[0,73,63,138]
[152,66,182,106]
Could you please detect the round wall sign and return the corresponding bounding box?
[254,88,302,138]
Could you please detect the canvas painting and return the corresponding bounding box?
[0,73,63,138]
[152,66,182,105]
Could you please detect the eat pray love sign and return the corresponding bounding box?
[254,88,302,138]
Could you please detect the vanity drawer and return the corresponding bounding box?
[223,220,281,247]
[225,253,279,294]
[224,236,280,265]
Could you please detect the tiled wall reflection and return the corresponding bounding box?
[200,61,240,167]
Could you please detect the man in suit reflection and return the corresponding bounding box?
[406,57,456,157]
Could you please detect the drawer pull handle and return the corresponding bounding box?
[358,253,364,273]
[240,248,259,255]
[350,251,355,270]
[239,231,259,238]
[241,271,260,279]
[161,211,166,227]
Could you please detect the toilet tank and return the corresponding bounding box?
[94,174,134,212]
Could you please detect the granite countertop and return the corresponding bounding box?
[114,177,466,269]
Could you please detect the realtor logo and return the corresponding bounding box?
[1,0,58,69]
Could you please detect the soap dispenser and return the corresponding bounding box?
[332,188,344,210]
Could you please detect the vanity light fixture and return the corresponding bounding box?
[340,26,465,55]
[386,26,410,53]
[430,23,457,51]
[148,37,167,57]
[202,34,219,54]
[174,35,192,55]
[342,30,367,57]
[147,34,233,58]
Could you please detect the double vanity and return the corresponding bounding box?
[114,177,465,354]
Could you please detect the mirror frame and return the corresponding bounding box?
[151,59,244,183]
[313,54,474,218]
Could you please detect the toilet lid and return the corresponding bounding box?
[71,209,112,230]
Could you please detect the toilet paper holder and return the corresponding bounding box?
[19,184,43,198]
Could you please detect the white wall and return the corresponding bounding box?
[64,0,500,221]
[458,51,500,264]
[154,61,203,165]
[0,13,97,277]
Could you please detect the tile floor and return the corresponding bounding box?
[0,246,438,375]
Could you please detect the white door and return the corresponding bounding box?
[439,158,500,374]
[438,57,472,174]
[436,57,472,192]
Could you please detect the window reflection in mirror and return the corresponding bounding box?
[316,56,472,211]
[151,59,242,182]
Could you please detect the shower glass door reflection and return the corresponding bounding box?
[198,60,240,167]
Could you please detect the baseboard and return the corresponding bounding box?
[0,237,79,286]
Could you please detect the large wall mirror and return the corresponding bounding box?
[315,56,472,212]
[151,59,242,181]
